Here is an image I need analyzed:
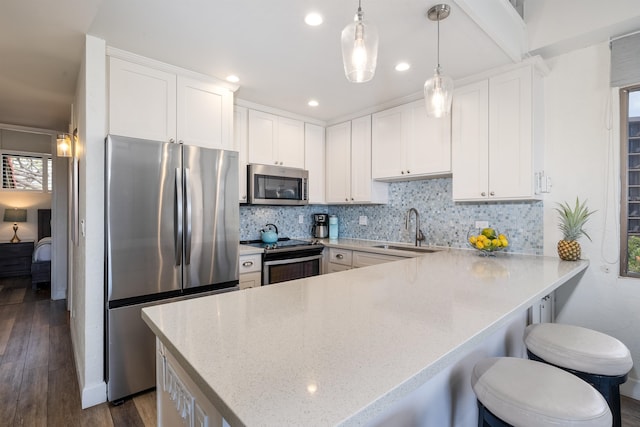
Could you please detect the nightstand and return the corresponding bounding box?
[0,241,34,278]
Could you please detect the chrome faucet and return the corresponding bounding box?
[405,208,425,247]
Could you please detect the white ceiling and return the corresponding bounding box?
[7,0,640,133]
[0,0,525,131]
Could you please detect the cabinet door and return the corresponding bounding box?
[372,107,404,179]
[488,67,533,199]
[239,272,262,289]
[278,117,305,168]
[177,76,233,149]
[234,107,249,202]
[248,110,277,165]
[407,101,452,177]
[109,57,177,142]
[451,80,489,201]
[305,123,325,204]
[325,122,352,203]
[350,115,373,202]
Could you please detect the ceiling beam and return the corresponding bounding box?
[453,0,527,62]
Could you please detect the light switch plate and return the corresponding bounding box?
[475,220,489,229]
[359,216,368,225]
[298,214,304,224]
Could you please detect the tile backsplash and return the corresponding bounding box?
[240,178,543,254]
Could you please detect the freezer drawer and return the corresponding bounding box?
[106,288,237,402]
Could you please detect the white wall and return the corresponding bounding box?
[70,34,107,408]
[541,42,640,398]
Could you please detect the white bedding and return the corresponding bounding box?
[33,237,51,262]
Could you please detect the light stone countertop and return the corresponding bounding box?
[143,248,588,426]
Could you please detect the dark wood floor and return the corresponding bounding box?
[0,276,155,426]
[1,276,640,426]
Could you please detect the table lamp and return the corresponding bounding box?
[3,208,27,243]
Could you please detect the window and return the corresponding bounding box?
[621,87,640,277]
[1,152,52,192]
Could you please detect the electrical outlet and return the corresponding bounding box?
[475,220,489,229]
[298,214,304,224]
[359,215,368,225]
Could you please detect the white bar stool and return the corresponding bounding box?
[524,323,632,427]
[471,357,612,427]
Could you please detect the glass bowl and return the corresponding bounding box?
[467,229,509,256]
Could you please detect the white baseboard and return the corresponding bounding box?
[621,376,640,400]
[81,381,107,409]
[70,322,107,408]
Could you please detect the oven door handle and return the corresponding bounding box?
[263,254,323,267]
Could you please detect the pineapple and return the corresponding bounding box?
[555,198,595,261]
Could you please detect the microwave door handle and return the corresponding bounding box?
[174,168,183,266]
[184,168,192,266]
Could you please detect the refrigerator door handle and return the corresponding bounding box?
[175,168,183,266]
[184,168,192,265]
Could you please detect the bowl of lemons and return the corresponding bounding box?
[468,228,509,256]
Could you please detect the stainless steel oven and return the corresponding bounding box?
[240,238,324,285]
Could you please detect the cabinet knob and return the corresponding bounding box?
[242,261,254,267]
[336,254,344,260]
[489,191,495,196]
[279,161,284,165]
[351,198,354,201]
[406,170,410,174]
[169,138,175,143]
[345,198,349,202]
[274,161,278,165]
[481,192,486,196]
[401,171,405,174]
[178,140,184,144]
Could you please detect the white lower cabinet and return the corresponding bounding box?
[239,253,262,289]
[326,247,407,273]
[157,339,226,427]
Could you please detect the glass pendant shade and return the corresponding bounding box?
[341,13,378,83]
[424,68,453,118]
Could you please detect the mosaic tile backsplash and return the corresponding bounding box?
[240,178,543,254]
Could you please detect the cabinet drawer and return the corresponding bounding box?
[352,251,406,268]
[327,262,351,273]
[328,248,352,266]
[239,271,262,290]
[239,254,261,274]
[0,242,34,258]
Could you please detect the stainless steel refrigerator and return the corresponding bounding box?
[105,134,239,402]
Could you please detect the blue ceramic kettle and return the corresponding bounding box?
[260,223,279,243]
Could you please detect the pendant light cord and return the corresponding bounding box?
[436,10,441,71]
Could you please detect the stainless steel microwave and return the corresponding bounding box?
[247,164,308,205]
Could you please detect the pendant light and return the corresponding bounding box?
[424,4,453,118]
[341,0,378,83]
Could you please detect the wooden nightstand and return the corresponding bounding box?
[0,241,34,278]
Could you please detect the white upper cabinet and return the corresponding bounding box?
[108,56,235,150]
[234,106,249,203]
[325,116,388,204]
[304,123,325,204]
[372,99,451,181]
[109,57,177,142]
[247,110,304,168]
[177,76,234,150]
[452,64,543,201]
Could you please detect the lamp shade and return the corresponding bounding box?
[424,69,454,118]
[57,133,71,157]
[341,8,378,83]
[3,208,27,223]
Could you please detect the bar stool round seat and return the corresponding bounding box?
[471,357,612,427]
[524,323,632,427]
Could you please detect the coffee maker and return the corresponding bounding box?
[311,213,329,238]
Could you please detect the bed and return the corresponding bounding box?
[31,209,51,289]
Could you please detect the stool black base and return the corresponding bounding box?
[527,350,627,427]
[477,401,512,427]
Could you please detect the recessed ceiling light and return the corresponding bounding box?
[395,62,411,72]
[308,100,319,107]
[226,75,240,83]
[305,13,323,26]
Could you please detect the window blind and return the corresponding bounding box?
[611,31,640,87]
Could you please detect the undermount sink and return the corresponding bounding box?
[372,244,440,253]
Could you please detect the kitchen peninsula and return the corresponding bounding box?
[142,248,588,426]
